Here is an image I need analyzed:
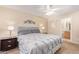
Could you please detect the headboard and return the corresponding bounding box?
[17,20,40,35]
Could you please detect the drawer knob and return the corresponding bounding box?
[8,41,11,42]
[8,45,11,47]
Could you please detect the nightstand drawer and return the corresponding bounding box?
[1,39,17,45]
[2,40,12,44]
[1,44,17,51]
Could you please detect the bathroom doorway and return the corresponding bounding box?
[62,17,71,39]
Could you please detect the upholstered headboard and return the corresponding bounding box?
[17,23,40,35]
[17,20,40,35]
[17,27,40,35]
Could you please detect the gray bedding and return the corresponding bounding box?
[18,33,63,54]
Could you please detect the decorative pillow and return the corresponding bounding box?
[31,27,40,33]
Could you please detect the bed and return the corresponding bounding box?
[17,24,63,54]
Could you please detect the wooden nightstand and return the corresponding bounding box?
[0,37,18,51]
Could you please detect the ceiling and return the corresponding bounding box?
[2,5,79,18]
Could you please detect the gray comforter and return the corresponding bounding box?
[18,33,63,54]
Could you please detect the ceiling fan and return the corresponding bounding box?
[44,5,60,16]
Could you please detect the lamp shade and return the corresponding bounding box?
[41,27,45,30]
[8,25,14,31]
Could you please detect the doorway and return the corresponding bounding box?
[62,17,71,39]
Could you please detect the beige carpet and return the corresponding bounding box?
[0,40,79,54]
[56,40,79,54]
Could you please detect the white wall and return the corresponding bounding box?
[48,16,63,37]
[70,11,79,43]
[0,6,48,37]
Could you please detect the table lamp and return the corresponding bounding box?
[8,25,14,37]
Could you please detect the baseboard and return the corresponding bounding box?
[64,39,79,45]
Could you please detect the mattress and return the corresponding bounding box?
[18,33,63,54]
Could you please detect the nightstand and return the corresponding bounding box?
[0,37,18,51]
